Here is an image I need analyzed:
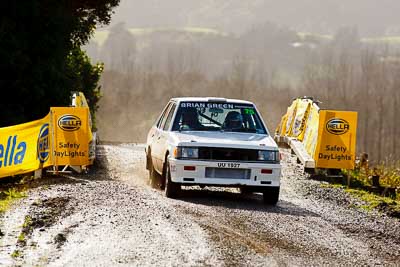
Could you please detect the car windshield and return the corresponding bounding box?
[171,101,268,134]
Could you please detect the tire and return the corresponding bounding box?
[263,187,280,205]
[148,153,161,188]
[239,187,253,195]
[165,159,181,198]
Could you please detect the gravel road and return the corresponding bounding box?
[1,144,400,266]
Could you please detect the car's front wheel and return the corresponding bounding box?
[147,152,161,188]
[239,187,253,195]
[263,187,280,205]
[165,159,181,198]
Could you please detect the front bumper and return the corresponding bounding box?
[168,158,281,187]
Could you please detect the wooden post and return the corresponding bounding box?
[34,169,42,179]
[371,167,380,187]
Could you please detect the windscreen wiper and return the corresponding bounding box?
[198,112,222,126]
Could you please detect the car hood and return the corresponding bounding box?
[170,131,278,150]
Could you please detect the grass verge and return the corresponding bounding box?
[11,249,21,258]
[317,161,400,218]
[345,188,400,216]
[0,188,27,213]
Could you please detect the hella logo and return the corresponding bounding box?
[37,123,49,163]
[58,115,82,131]
[326,118,349,135]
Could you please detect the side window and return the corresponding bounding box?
[162,103,176,131]
[156,103,171,129]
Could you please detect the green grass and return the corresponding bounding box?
[22,215,33,229]
[5,188,26,198]
[17,232,25,242]
[345,188,400,213]
[342,162,400,199]
[11,249,21,258]
[0,188,27,213]
[376,161,400,189]
[320,183,344,189]
[318,161,400,216]
[321,181,400,213]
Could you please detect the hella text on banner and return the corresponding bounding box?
[0,114,52,178]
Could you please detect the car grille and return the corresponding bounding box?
[198,147,258,161]
[205,168,251,179]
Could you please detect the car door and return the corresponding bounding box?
[152,102,172,173]
[157,102,177,170]
[148,104,168,152]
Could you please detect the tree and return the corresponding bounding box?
[66,47,104,128]
[101,22,136,73]
[0,0,120,127]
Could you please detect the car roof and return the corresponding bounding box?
[170,97,254,105]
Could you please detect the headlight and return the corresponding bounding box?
[258,150,279,162]
[177,147,199,159]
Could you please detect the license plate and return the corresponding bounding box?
[205,167,250,179]
[217,162,241,168]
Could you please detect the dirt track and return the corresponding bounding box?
[1,144,400,266]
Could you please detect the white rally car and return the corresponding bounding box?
[145,97,281,204]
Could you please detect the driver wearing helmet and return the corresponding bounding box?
[181,107,203,130]
[223,111,244,130]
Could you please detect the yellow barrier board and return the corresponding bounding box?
[284,100,298,136]
[0,114,52,178]
[51,107,90,166]
[73,92,89,108]
[73,92,93,134]
[290,99,312,140]
[275,114,287,135]
[72,91,95,163]
[315,110,358,169]
[302,104,320,157]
